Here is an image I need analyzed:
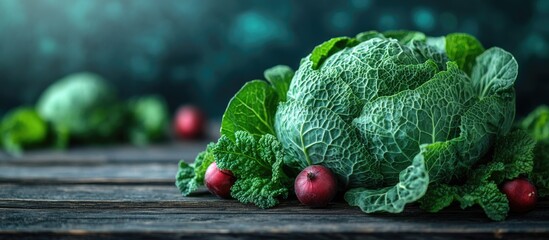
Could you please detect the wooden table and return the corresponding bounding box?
[1,142,548,239]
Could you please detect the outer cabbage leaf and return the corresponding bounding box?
[286,65,362,122]
[263,65,294,102]
[355,31,385,42]
[291,38,439,103]
[275,101,382,187]
[220,80,279,141]
[309,37,359,70]
[471,47,518,99]
[382,30,426,44]
[214,131,290,208]
[344,150,428,213]
[444,33,485,75]
[353,62,475,183]
[314,38,439,103]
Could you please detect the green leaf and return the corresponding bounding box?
[351,60,516,214]
[489,130,536,183]
[1,107,48,155]
[445,33,485,75]
[418,184,459,212]
[275,101,382,187]
[353,62,476,183]
[310,37,359,70]
[263,65,294,102]
[411,40,449,70]
[214,131,290,208]
[518,105,549,197]
[286,67,362,123]
[126,95,169,146]
[175,143,216,196]
[220,80,279,141]
[344,149,429,213]
[51,123,70,149]
[533,141,549,197]
[518,105,549,141]
[383,30,426,44]
[419,130,535,221]
[175,161,197,196]
[355,30,385,42]
[459,183,509,221]
[471,47,518,99]
[289,37,438,116]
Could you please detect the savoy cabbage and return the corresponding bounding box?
[176,30,530,219]
[276,31,516,213]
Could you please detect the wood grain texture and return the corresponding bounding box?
[0,163,176,183]
[1,205,548,240]
[1,143,548,240]
[0,141,209,164]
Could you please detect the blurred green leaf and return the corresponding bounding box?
[0,107,48,155]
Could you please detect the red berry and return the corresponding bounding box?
[501,178,537,213]
[174,105,206,139]
[204,162,236,199]
[294,165,338,207]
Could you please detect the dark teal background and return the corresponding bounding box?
[0,0,547,119]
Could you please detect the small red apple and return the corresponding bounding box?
[204,162,236,199]
[174,105,206,139]
[501,178,537,213]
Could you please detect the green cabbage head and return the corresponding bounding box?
[36,72,124,142]
[275,31,518,213]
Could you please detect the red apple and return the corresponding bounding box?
[501,178,537,213]
[174,105,206,139]
[204,162,236,199]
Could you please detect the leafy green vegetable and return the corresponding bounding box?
[126,95,169,146]
[382,30,426,44]
[36,72,124,143]
[0,107,48,155]
[175,30,522,220]
[220,65,293,141]
[214,131,290,208]
[176,143,216,196]
[519,105,549,141]
[419,130,535,220]
[276,32,517,214]
[310,37,359,70]
[517,105,549,197]
[263,65,294,102]
[444,33,485,75]
[533,142,549,197]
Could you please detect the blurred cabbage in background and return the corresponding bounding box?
[0,0,547,119]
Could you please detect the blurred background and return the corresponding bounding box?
[0,0,547,119]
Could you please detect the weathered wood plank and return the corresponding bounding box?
[0,183,547,217]
[0,141,208,164]
[0,184,548,239]
[1,206,548,240]
[0,163,177,184]
[0,184,184,201]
